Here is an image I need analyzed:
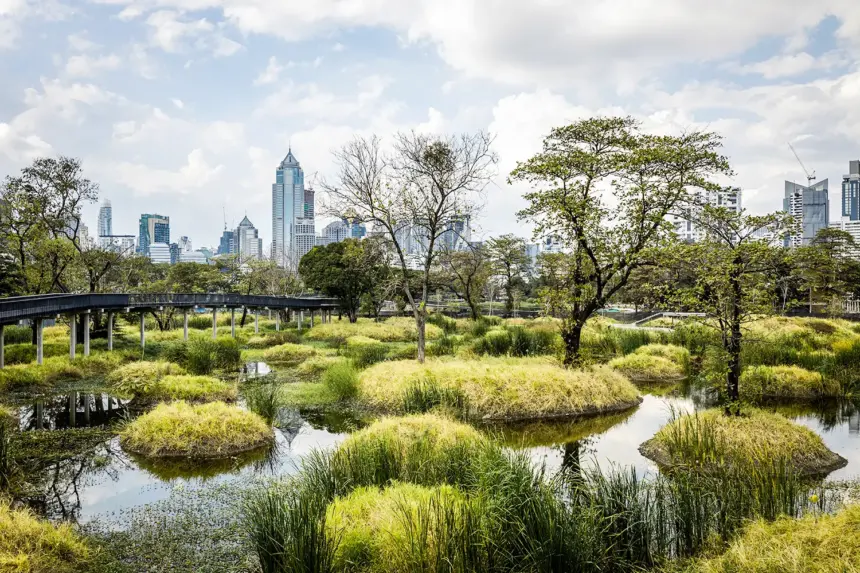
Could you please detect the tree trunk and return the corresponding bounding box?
[504,284,514,315]
[725,263,743,415]
[240,307,248,327]
[416,312,426,363]
[561,318,585,367]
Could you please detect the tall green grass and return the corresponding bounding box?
[471,326,558,357]
[322,361,358,401]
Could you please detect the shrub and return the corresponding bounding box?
[2,325,32,345]
[0,501,91,572]
[739,365,838,399]
[322,361,359,401]
[344,336,387,368]
[609,353,685,381]
[359,358,640,421]
[633,343,690,367]
[244,384,285,425]
[296,355,341,377]
[426,334,458,357]
[107,361,186,395]
[640,407,846,476]
[120,401,273,458]
[247,331,302,349]
[135,375,238,402]
[426,313,458,334]
[263,343,317,366]
[185,337,241,374]
[686,503,860,573]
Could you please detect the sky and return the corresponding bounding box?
[2,1,860,250]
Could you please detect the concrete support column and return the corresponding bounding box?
[212,308,218,340]
[69,314,77,360]
[268,309,271,320]
[275,312,280,332]
[0,324,4,369]
[83,311,91,357]
[183,310,189,341]
[107,312,114,351]
[36,318,44,365]
[68,393,77,428]
[298,310,303,332]
[310,310,315,328]
[231,308,236,339]
[140,313,146,350]
[254,310,259,334]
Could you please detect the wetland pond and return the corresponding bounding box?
[6,364,860,524]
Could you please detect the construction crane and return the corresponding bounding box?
[788,142,817,186]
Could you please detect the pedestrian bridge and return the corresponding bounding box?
[0,293,340,367]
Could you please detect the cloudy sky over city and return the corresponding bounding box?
[2,1,860,248]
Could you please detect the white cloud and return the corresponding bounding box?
[113,149,224,195]
[171,97,184,109]
[253,55,283,86]
[255,75,394,122]
[727,50,849,79]
[67,32,100,52]
[331,42,344,52]
[64,53,121,77]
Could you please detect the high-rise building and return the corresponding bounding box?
[842,160,860,221]
[784,180,829,247]
[101,235,136,254]
[672,187,742,242]
[169,243,180,264]
[179,250,210,264]
[97,199,112,244]
[138,214,170,254]
[828,218,860,259]
[322,220,351,244]
[217,229,235,255]
[178,236,192,253]
[440,215,472,251]
[272,148,315,268]
[236,216,263,260]
[148,242,171,264]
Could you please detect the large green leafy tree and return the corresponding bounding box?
[792,228,860,314]
[668,206,791,413]
[511,116,732,365]
[299,239,385,322]
[487,234,529,315]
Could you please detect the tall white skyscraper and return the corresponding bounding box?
[236,216,263,260]
[671,187,742,242]
[97,199,112,247]
[272,148,315,268]
[784,180,828,247]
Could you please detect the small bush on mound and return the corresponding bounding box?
[326,483,464,572]
[120,401,273,458]
[0,501,90,572]
[633,343,690,367]
[359,358,640,421]
[471,326,560,357]
[185,337,242,374]
[305,318,442,344]
[639,408,846,476]
[322,361,358,400]
[740,365,838,399]
[278,382,338,407]
[246,331,302,349]
[296,355,341,376]
[108,361,186,395]
[686,503,860,573]
[344,336,387,368]
[0,357,84,390]
[263,342,316,365]
[609,353,685,381]
[135,375,237,403]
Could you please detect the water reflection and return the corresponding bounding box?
[17,393,130,431]
[242,362,271,379]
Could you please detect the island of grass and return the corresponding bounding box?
[120,401,273,459]
[0,502,90,572]
[358,357,641,421]
[305,317,443,344]
[608,344,688,382]
[740,365,841,400]
[639,407,847,476]
[262,342,317,366]
[685,503,860,572]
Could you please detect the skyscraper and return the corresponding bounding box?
[842,160,860,221]
[272,148,315,268]
[671,187,742,242]
[784,180,829,247]
[97,199,112,245]
[236,216,263,260]
[138,214,170,254]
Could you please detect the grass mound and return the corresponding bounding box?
[344,336,387,368]
[633,343,689,366]
[740,365,839,399]
[120,401,273,458]
[246,331,302,349]
[686,503,860,573]
[339,413,486,455]
[609,353,685,381]
[0,358,84,390]
[262,343,317,366]
[296,355,342,376]
[0,501,90,572]
[322,361,359,400]
[108,361,187,395]
[326,483,464,572]
[132,375,238,403]
[639,408,847,476]
[305,318,442,344]
[359,358,640,421]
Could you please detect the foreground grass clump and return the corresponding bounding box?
[305,317,442,344]
[326,483,464,572]
[640,408,846,476]
[633,343,690,366]
[359,358,640,421]
[0,501,90,572]
[120,401,273,458]
[344,336,387,368]
[263,343,317,366]
[471,325,560,357]
[322,361,359,400]
[0,357,84,390]
[686,503,860,573]
[609,353,685,381]
[295,355,341,377]
[108,361,187,394]
[340,413,486,457]
[739,365,839,400]
[133,375,238,403]
[277,382,339,408]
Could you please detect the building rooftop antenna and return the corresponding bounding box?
[788,142,816,186]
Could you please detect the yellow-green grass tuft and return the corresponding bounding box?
[295,355,342,376]
[740,365,839,400]
[608,353,685,381]
[359,357,640,421]
[338,413,487,456]
[107,361,186,395]
[640,408,847,476]
[685,503,860,573]
[0,357,85,390]
[131,374,237,403]
[326,482,464,572]
[277,382,339,407]
[305,317,442,344]
[633,343,690,366]
[262,343,317,365]
[120,401,273,458]
[0,501,90,572]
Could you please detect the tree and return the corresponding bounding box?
[323,132,496,361]
[793,228,858,314]
[487,235,529,315]
[670,206,790,414]
[511,117,731,365]
[436,244,491,320]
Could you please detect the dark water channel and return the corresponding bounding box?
[3,375,860,524]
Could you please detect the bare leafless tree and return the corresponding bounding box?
[322,132,497,361]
